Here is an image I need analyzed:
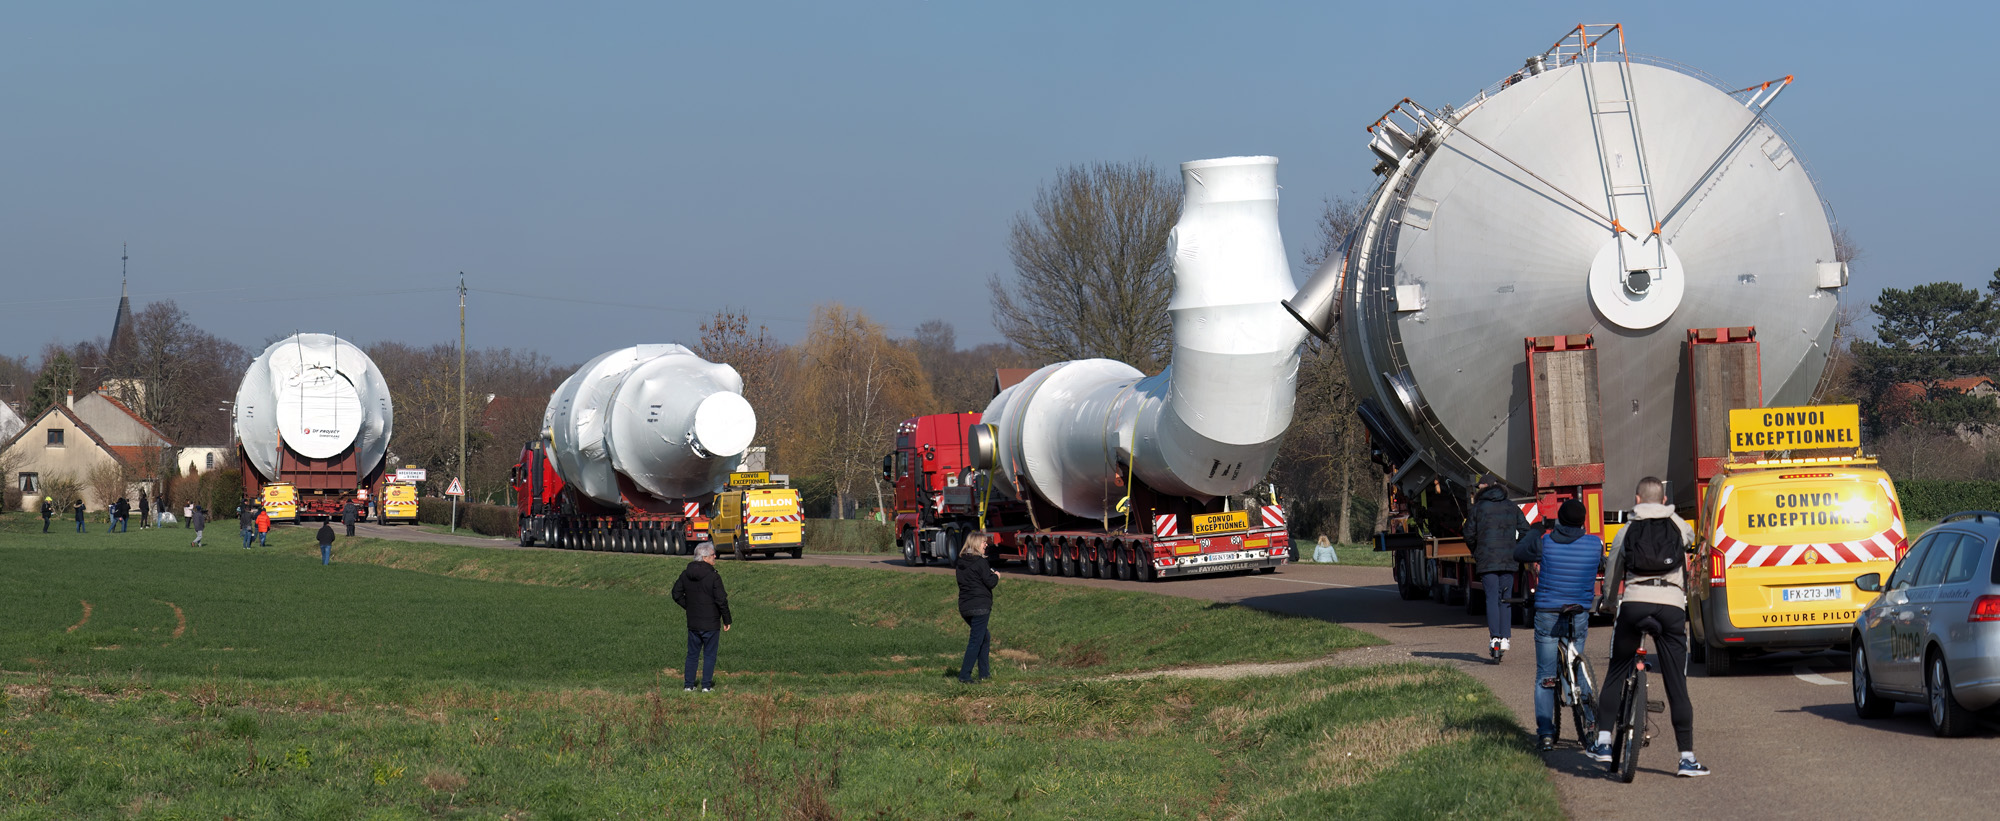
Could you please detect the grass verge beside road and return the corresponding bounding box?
[0,514,1558,819]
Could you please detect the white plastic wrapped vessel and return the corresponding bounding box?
[543,344,756,507]
[234,333,394,482]
[981,156,1309,518]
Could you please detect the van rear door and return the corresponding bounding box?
[1717,472,1902,631]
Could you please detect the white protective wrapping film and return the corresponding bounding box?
[544,344,755,507]
[234,333,394,482]
[982,156,1308,518]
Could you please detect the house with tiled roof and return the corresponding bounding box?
[2,388,175,512]
[1879,375,1999,428]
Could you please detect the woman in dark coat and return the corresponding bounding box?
[954,531,999,684]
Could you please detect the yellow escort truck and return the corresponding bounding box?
[709,472,804,560]
[1690,405,1907,675]
[260,483,298,523]
[380,481,418,525]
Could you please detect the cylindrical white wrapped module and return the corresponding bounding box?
[545,344,755,506]
[234,333,394,482]
[983,156,1308,518]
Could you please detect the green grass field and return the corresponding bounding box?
[0,514,1558,819]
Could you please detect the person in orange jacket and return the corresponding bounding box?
[256,508,272,547]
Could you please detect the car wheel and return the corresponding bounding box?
[1929,653,1978,737]
[1852,640,1893,719]
[1705,646,1735,677]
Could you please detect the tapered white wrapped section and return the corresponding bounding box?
[544,344,755,506]
[983,156,1308,518]
[234,333,394,482]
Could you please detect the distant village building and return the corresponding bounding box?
[3,388,175,511]
[1881,375,2000,429]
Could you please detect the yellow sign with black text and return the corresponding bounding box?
[1728,405,1860,452]
[729,471,771,486]
[1192,510,1250,536]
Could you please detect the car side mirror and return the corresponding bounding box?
[1854,572,1882,593]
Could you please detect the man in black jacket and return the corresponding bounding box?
[1466,473,1528,662]
[955,532,999,684]
[40,497,53,533]
[671,543,732,692]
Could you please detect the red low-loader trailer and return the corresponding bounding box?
[239,434,385,521]
[510,438,711,554]
[888,413,1289,580]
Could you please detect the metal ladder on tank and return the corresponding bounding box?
[1548,24,1665,276]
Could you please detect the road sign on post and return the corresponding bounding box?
[446,477,464,533]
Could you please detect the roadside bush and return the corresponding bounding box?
[418,499,519,538]
[206,468,244,517]
[805,517,893,552]
[1891,480,2000,521]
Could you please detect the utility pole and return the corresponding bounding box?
[454,273,467,532]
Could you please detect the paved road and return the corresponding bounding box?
[785,551,2000,819]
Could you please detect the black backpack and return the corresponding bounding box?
[1623,517,1685,575]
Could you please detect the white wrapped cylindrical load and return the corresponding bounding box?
[545,344,756,507]
[982,156,1308,518]
[233,333,395,483]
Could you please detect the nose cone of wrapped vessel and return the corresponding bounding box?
[545,344,756,506]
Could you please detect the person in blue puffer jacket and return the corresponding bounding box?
[1514,498,1604,752]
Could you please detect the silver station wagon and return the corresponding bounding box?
[1850,511,2000,736]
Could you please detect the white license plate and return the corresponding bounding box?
[752,533,773,541]
[1782,586,1843,602]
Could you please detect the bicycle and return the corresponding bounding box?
[1548,603,1597,748]
[1607,616,1667,783]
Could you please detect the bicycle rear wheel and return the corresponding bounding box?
[1615,669,1647,783]
[1569,654,1598,748]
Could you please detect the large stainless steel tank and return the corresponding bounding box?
[1289,41,1843,502]
[543,344,756,506]
[234,333,394,482]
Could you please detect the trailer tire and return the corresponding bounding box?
[1057,540,1075,577]
[1095,544,1112,580]
[1116,543,1134,581]
[1137,551,1158,582]
[1024,542,1042,575]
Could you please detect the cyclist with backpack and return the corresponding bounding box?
[1514,498,1604,752]
[1590,476,1709,777]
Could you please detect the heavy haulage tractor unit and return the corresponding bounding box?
[511,344,757,555]
[234,333,395,523]
[890,155,1302,580]
[1280,24,1857,616]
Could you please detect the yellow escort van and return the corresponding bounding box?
[380,481,418,524]
[260,483,298,523]
[710,472,804,560]
[1689,406,1906,675]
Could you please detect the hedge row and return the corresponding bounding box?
[416,498,520,538]
[1892,481,2000,522]
[806,518,895,552]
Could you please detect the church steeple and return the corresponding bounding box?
[108,242,137,367]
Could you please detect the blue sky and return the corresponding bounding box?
[1,1,1991,364]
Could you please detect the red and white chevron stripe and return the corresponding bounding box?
[1519,501,1543,523]
[746,513,803,525]
[683,502,701,519]
[1261,505,1286,528]
[1710,479,1908,570]
[1153,514,1176,538]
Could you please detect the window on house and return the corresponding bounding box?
[18,473,38,493]
[46,429,64,447]
[206,453,216,470]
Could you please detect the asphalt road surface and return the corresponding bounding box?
[787,551,2000,819]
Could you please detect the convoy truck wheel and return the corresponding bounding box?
[1137,553,1158,582]
[1705,646,1736,677]
[1025,543,1042,575]
[789,545,802,559]
[1117,544,1135,581]
[1060,542,1078,577]
[518,519,532,547]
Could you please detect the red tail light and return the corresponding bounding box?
[1710,550,1727,587]
[1971,596,2000,623]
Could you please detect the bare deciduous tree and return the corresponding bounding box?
[1272,196,1370,544]
[794,304,933,519]
[990,161,1181,373]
